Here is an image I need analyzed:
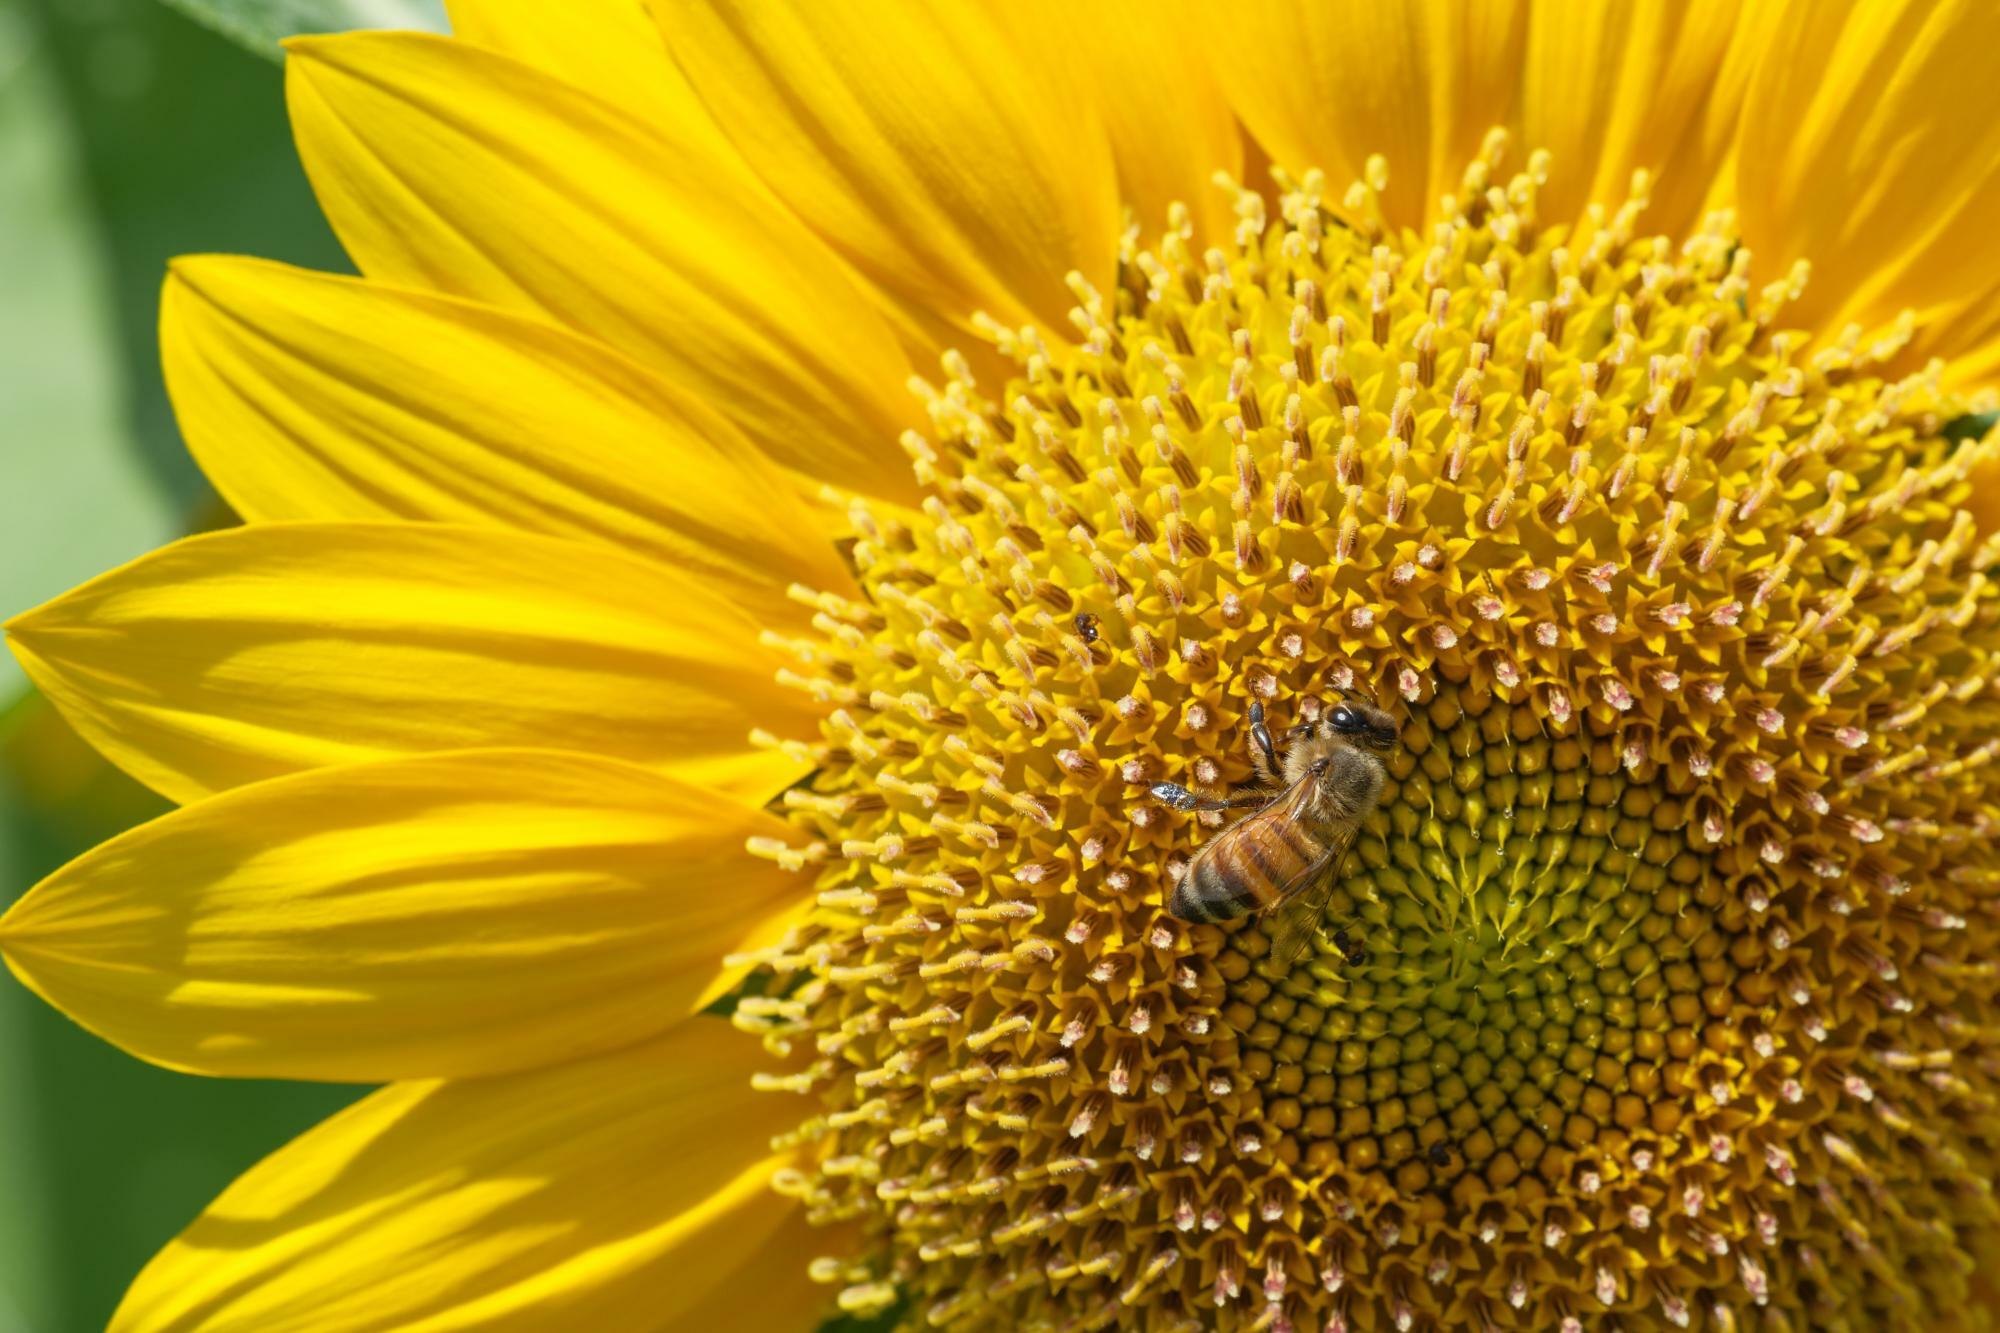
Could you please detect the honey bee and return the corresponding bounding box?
[1150,694,1400,969]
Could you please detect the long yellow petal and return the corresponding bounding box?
[6,522,812,804]
[112,1021,831,1332]
[162,257,852,619]
[1517,0,1756,235]
[285,32,918,505]
[1731,0,2000,366]
[1205,0,1527,229]
[1934,298,2000,394]
[1207,1,1757,235]
[445,0,680,123]
[0,750,803,1081]
[991,0,1243,243]
[657,0,1121,339]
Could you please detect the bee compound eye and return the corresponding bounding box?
[1331,704,1362,732]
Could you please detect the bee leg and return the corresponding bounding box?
[1148,782,1204,811]
[1247,700,1281,786]
[1149,783,1269,813]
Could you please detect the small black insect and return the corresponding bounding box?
[1331,927,1367,966]
[1073,612,1100,644]
[1427,1140,1454,1169]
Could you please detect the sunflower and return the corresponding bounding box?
[8,1,2000,1329]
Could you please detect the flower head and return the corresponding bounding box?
[750,145,2000,1330]
[6,4,2000,1332]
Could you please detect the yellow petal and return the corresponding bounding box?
[112,1021,832,1332]
[285,32,917,505]
[1206,0,1527,230]
[162,257,852,620]
[991,0,1243,242]
[0,750,803,1081]
[1208,1,1758,235]
[6,522,812,804]
[1731,0,2000,366]
[658,0,1120,338]
[1517,0,1760,235]
[445,0,680,124]
[1935,298,2000,394]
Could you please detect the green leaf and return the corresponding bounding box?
[0,6,181,698]
[31,0,355,525]
[156,0,447,60]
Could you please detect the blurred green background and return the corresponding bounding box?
[0,1,436,1327]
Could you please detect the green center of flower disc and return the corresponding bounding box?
[1220,682,1727,1217]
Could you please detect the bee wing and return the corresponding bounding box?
[1259,869,1339,974]
[1259,821,1361,973]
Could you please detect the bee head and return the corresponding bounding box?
[1330,697,1401,752]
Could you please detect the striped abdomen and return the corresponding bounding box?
[1169,796,1333,924]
